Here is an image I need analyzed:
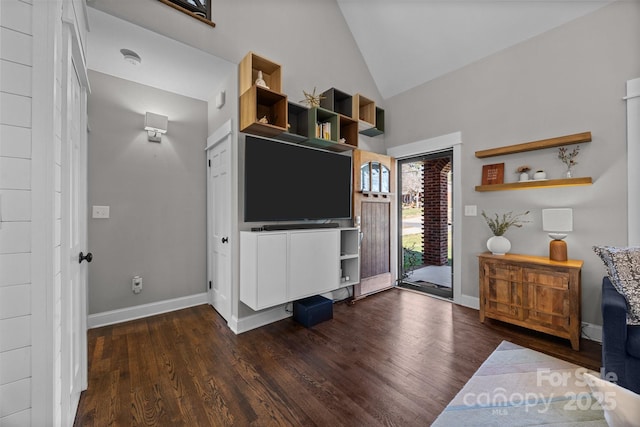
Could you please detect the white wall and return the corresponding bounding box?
[87,70,209,314]
[385,1,640,326]
[0,0,34,424]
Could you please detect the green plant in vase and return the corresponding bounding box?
[481,210,530,255]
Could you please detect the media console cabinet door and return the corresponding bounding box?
[240,232,287,310]
[288,230,340,300]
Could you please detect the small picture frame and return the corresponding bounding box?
[481,163,505,185]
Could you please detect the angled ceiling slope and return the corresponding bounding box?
[86,7,234,102]
[337,0,611,99]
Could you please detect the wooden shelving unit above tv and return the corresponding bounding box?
[238,53,384,144]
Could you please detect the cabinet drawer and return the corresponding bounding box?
[523,268,569,290]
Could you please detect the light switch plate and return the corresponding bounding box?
[92,205,110,219]
[464,205,478,216]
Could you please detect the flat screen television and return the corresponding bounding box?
[244,136,352,222]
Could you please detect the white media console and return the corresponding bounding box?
[240,227,360,311]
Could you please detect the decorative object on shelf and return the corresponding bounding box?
[558,145,580,178]
[300,87,325,108]
[481,163,505,185]
[516,165,531,182]
[486,235,511,256]
[482,210,530,255]
[258,115,269,124]
[542,208,573,261]
[339,137,346,144]
[255,70,269,89]
[533,170,547,180]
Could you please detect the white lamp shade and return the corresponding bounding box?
[542,208,573,232]
[144,112,168,134]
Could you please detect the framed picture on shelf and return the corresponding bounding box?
[481,163,505,185]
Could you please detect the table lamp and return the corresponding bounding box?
[542,208,573,261]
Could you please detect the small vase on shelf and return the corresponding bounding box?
[519,172,529,182]
[487,235,511,255]
[255,71,269,89]
[533,170,546,180]
[565,167,573,178]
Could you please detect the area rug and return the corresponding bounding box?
[432,341,607,426]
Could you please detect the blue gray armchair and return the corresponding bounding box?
[602,276,640,394]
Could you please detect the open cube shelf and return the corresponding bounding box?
[353,93,376,129]
[321,88,353,118]
[239,51,282,95]
[240,85,288,137]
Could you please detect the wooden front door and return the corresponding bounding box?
[353,150,395,299]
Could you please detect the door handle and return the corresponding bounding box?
[79,252,93,264]
[221,237,228,244]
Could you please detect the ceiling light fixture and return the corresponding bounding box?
[120,48,141,66]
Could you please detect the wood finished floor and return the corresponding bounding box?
[74,289,601,426]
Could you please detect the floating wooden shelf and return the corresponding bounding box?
[475,131,591,158]
[475,177,592,192]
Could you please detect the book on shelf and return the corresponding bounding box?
[315,121,332,140]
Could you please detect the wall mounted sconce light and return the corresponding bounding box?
[542,208,573,261]
[144,112,168,142]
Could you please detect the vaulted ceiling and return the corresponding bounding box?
[336,0,611,98]
[88,0,612,101]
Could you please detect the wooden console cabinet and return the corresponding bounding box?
[478,253,582,350]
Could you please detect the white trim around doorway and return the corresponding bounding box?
[387,132,478,309]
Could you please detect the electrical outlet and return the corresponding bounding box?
[92,205,110,219]
[132,276,142,294]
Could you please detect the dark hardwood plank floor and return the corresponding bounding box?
[74,288,601,426]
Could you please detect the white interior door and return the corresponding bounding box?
[60,30,88,425]
[206,123,232,321]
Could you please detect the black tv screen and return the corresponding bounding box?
[244,136,352,222]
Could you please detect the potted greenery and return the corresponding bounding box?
[481,210,530,255]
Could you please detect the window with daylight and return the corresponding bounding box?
[160,0,214,24]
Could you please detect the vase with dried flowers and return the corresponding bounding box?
[516,165,531,182]
[558,145,580,178]
[481,210,530,255]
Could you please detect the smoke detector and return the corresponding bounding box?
[120,48,141,66]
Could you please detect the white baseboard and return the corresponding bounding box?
[228,305,292,334]
[582,322,602,343]
[455,294,480,310]
[88,293,209,329]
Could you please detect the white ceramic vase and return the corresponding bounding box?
[533,171,547,180]
[519,172,529,182]
[487,235,511,255]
